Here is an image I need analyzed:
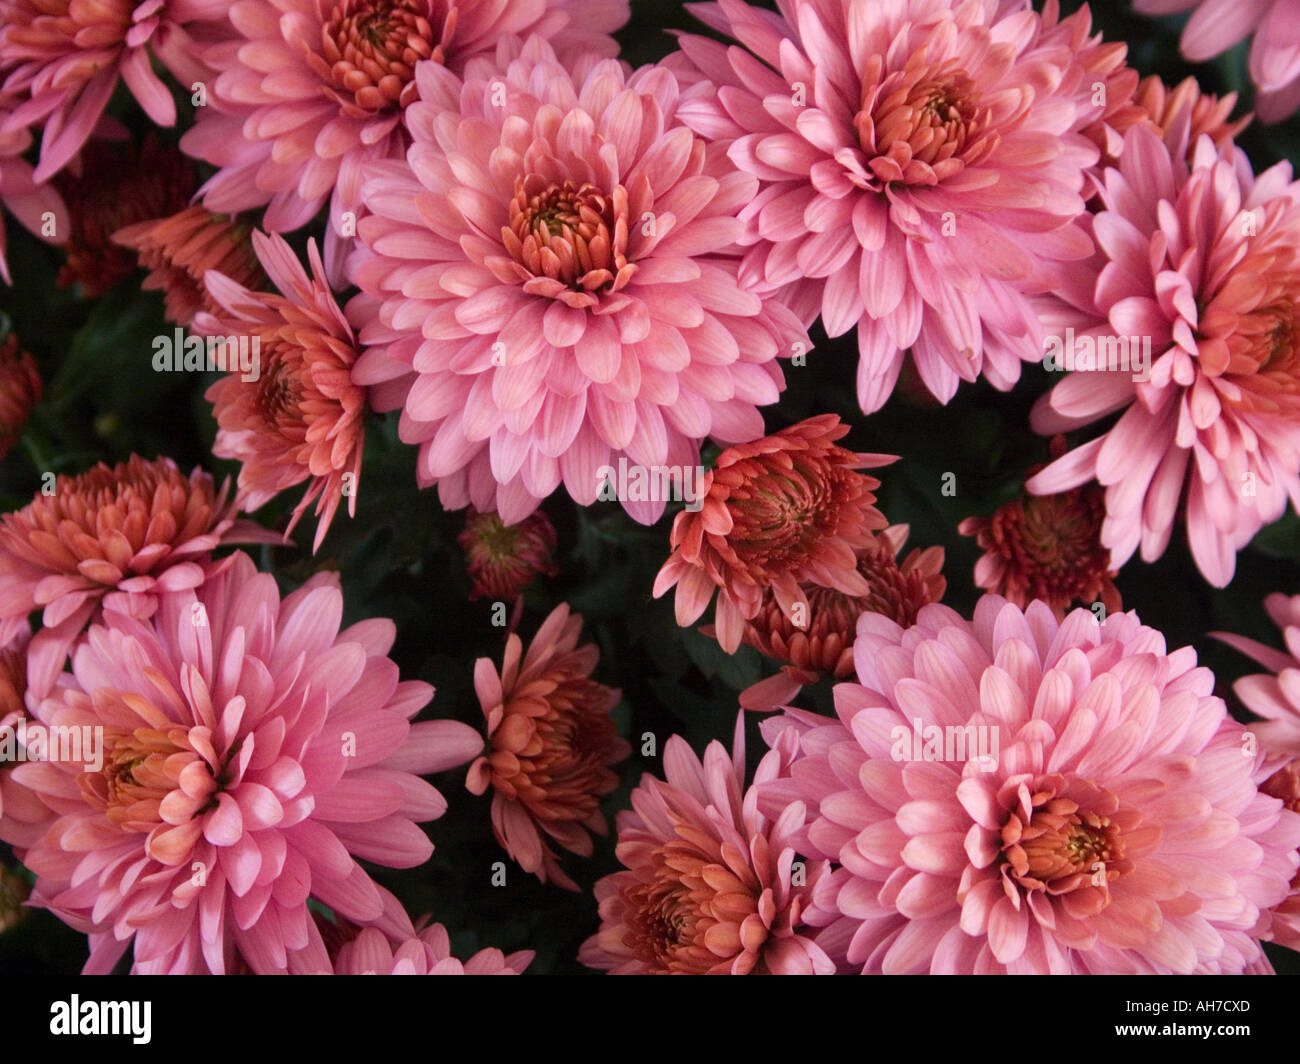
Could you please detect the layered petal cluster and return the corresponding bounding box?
[738,524,945,711]
[0,109,66,284]
[466,603,629,890]
[325,894,533,974]
[1028,125,1300,587]
[114,206,266,328]
[201,232,366,552]
[181,0,628,279]
[1133,0,1300,122]
[1,551,483,973]
[0,0,227,182]
[758,597,1300,973]
[653,415,895,654]
[1133,76,1249,160]
[54,134,196,296]
[579,714,833,974]
[347,36,808,525]
[0,331,41,461]
[960,436,1121,617]
[0,454,275,694]
[670,0,1100,412]
[458,508,558,602]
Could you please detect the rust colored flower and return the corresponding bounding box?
[737,526,945,710]
[201,232,365,552]
[653,415,896,654]
[960,437,1121,617]
[0,454,275,695]
[1135,75,1250,157]
[113,206,265,327]
[0,333,40,461]
[1261,760,1300,951]
[458,509,558,603]
[466,604,629,891]
[54,135,196,296]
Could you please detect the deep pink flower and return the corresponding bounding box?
[1134,0,1300,122]
[669,0,1100,412]
[757,597,1300,972]
[0,108,65,284]
[181,0,628,281]
[347,36,807,525]
[1028,124,1300,588]
[578,713,834,974]
[0,0,228,183]
[200,231,367,553]
[1,551,483,973]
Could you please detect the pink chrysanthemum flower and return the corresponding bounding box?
[758,597,1300,973]
[653,415,894,654]
[1027,124,1300,588]
[1215,592,1300,757]
[0,0,228,183]
[347,36,808,525]
[1134,76,1250,159]
[181,0,629,282]
[458,508,557,603]
[199,231,366,553]
[579,713,833,974]
[0,109,66,284]
[466,603,629,890]
[0,332,41,462]
[0,455,276,696]
[2,551,483,973]
[324,894,533,974]
[669,0,1099,412]
[1134,0,1300,122]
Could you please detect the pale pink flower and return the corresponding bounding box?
[1027,124,1300,588]
[347,36,807,524]
[758,597,1300,973]
[181,0,628,282]
[0,109,66,284]
[578,713,834,974]
[669,0,1099,412]
[1134,0,1300,122]
[2,551,483,974]
[0,0,228,182]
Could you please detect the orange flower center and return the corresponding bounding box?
[314,0,445,112]
[1001,791,1131,898]
[255,346,302,424]
[78,725,215,833]
[502,176,633,293]
[856,52,998,187]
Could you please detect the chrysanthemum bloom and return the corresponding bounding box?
[1027,124,1300,588]
[1133,0,1300,122]
[653,415,895,655]
[0,454,275,695]
[466,603,629,890]
[960,436,1121,617]
[113,205,265,327]
[459,508,557,604]
[1133,76,1249,158]
[1214,593,1300,757]
[0,110,66,284]
[325,894,533,974]
[181,0,629,282]
[669,0,1100,412]
[578,714,834,974]
[54,135,196,296]
[0,0,227,182]
[757,597,1300,973]
[737,525,945,711]
[199,231,365,552]
[0,332,40,461]
[5,551,483,973]
[347,36,808,525]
